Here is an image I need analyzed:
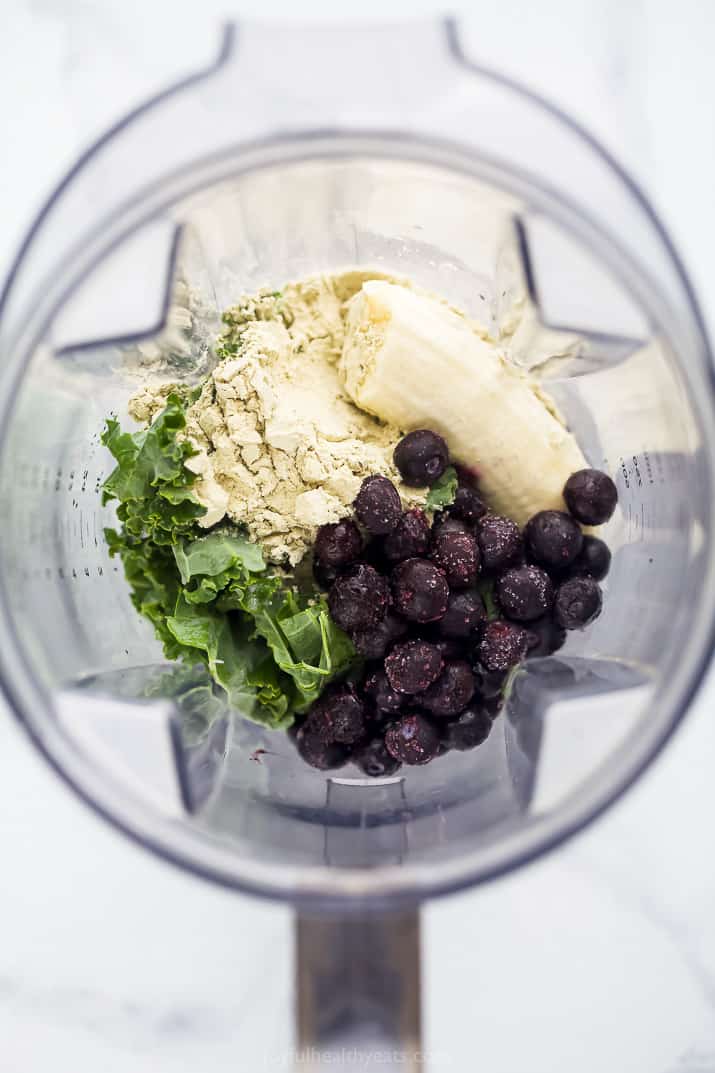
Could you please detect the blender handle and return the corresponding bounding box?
[295,906,423,1072]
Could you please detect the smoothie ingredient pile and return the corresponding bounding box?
[102,269,618,769]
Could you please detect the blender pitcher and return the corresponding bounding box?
[1,19,714,1068]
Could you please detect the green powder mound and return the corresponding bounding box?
[129,270,426,566]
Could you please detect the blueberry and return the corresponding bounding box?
[441,705,492,751]
[296,725,350,770]
[354,475,402,535]
[525,510,583,570]
[476,619,531,673]
[482,694,504,720]
[313,556,340,590]
[430,527,480,589]
[385,639,443,694]
[314,519,362,569]
[564,468,618,525]
[391,558,449,623]
[496,565,554,622]
[433,514,470,536]
[554,576,602,629]
[472,665,508,699]
[328,563,390,632]
[393,429,449,487]
[384,713,441,765]
[359,536,392,575]
[350,611,408,661]
[363,668,405,714]
[448,483,487,527]
[383,509,431,563]
[304,686,367,744]
[418,660,476,717]
[439,589,486,638]
[525,615,567,658]
[433,636,469,660]
[476,514,523,572]
[569,535,611,581]
[454,462,482,487]
[354,736,402,777]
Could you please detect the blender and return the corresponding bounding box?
[0,19,713,1069]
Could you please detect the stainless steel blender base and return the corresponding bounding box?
[297,909,421,1072]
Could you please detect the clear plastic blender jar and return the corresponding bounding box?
[0,20,713,1066]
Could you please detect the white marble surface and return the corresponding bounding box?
[2,1,715,1070]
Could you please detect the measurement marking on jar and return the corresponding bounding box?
[620,456,630,489]
[643,451,655,485]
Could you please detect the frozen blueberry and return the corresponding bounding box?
[496,564,555,622]
[455,462,482,486]
[439,589,486,638]
[385,639,443,695]
[432,636,469,660]
[569,535,611,581]
[304,686,367,744]
[441,705,493,751]
[448,483,487,527]
[476,514,523,572]
[314,519,362,569]
[328,563,390,632]
[384,713,441,765]
[360,537,392,575]
[354,736,402,778]
[313,556,340,590]
[564,468,618,525]
[391,558,449,623]
[525,510,583,570]
[525,615,567,658]
[472,665,508,699]
[476,619,531,673]
[482,694,504,720]
[354,475,402,535]
[554,576,603,629]
[393,429,449,486]
[363,668,405,714]
[432,514,470,537]
[383,509,431,563]
[296,725,350,770]
[418,660,476,717]
[350,610,407,661]
[430,527,480,589]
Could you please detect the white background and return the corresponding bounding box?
[1,2,715,1071]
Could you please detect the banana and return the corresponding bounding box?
[339,280,587,527]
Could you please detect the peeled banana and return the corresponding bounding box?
[339,281,587,527]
